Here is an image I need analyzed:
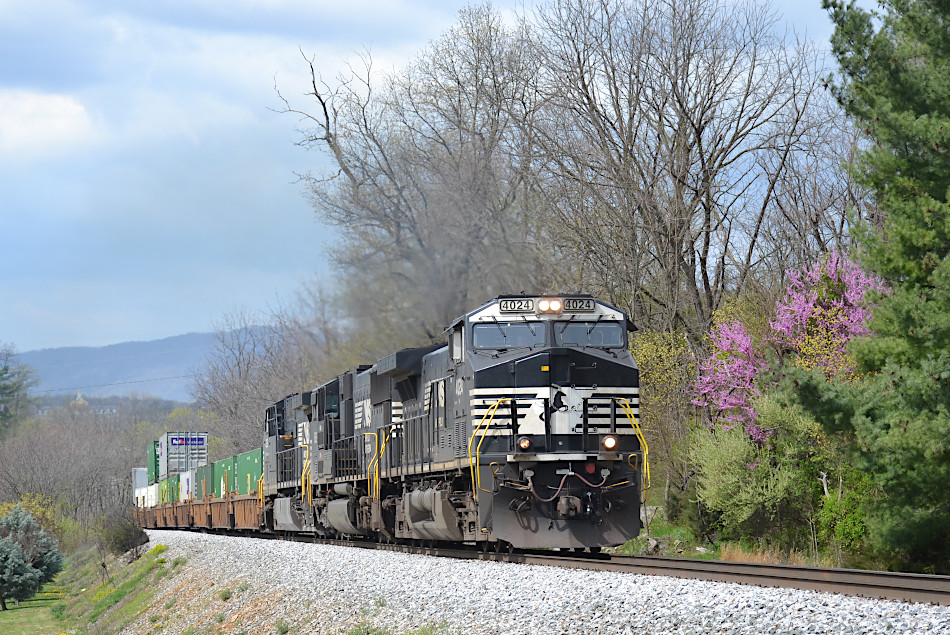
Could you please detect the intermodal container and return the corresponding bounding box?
[132,467,148,490]
[196,464,215,500]
[179,468,197,501]
[168,474,181,503]
[213,456,236,498]
[158,479,170,505]
[158,432,210,480]
[147,441,160,485]
[235,448,263,495]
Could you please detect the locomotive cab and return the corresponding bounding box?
[457,295,646,549]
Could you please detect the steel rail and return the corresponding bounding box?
[156,529,950,606]
[486,551,950,606]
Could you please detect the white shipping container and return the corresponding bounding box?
[133,486,146,507]
[179,469,197,501]
[158,432,209,480]
[132,467,148,490]
[146,483,158,508]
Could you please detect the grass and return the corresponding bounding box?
[39,542,185,634]
[614,502,817,566]
[613,515,715,559]
[0,584,66,635]
[718,542,811,566]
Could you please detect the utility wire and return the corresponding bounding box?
[31,374,198,395]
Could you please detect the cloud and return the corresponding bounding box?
[0,90,97,159]
[0,0,833,355]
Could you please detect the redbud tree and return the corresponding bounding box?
[692,252,884,438]
[770,251,887,380]
[691,319,768,439]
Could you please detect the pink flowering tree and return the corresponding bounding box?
[770,252,887,380]
[692,252,885,441]
[691,320,769,439]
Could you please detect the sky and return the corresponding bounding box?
[1,0,838,353]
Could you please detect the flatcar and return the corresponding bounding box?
[134,295,649,550]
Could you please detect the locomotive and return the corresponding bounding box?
[134,295,649,550]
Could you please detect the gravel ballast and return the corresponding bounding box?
[130,530,950,634]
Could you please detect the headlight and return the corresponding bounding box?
[538,298,562,313]
[602,435,618,450]
[518,436,531,450]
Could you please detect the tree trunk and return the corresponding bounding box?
[1,595,7,610]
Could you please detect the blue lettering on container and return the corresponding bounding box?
[170,437,206,446]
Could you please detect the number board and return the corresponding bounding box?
[499,298,534,312]
[563,298,596,312]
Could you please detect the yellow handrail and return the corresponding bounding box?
[301,444,312,506]
[467,398,511,502]
[363,432,379,500]
[375,430,391,500]
[614,397,651,489]
[257,474,265,508]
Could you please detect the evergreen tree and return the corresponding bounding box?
[0,345,35,438]
[0,506,62,610]
[822,0,950,570]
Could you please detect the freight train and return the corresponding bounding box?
[133,294,649,550]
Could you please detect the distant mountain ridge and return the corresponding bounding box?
[16,333,217,402]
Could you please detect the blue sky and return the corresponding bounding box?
[1,0,837,352]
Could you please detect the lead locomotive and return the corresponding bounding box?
[138,295,648,550]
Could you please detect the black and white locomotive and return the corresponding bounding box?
[136,295,648,551]
[263,294,647,549]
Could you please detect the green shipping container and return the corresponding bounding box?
[196,463,215,499]
[147,441,160,485]
[235,448,263,496]
[168,474,181,502]
[158,478,170,504]
[213,457,236,498]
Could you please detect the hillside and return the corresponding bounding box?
[16,333,217,403]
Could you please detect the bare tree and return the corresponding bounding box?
[0,405,140,532]
[525,0,853,336]
[190,293,355,455]
[190,309,308,454]
[759,95,878,277]
[278,4,552,344]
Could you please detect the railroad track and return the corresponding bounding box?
[503,551,950,607]
[212,530,950,606]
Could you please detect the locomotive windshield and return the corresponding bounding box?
[555,321,625,348]
[472,321,545,348]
